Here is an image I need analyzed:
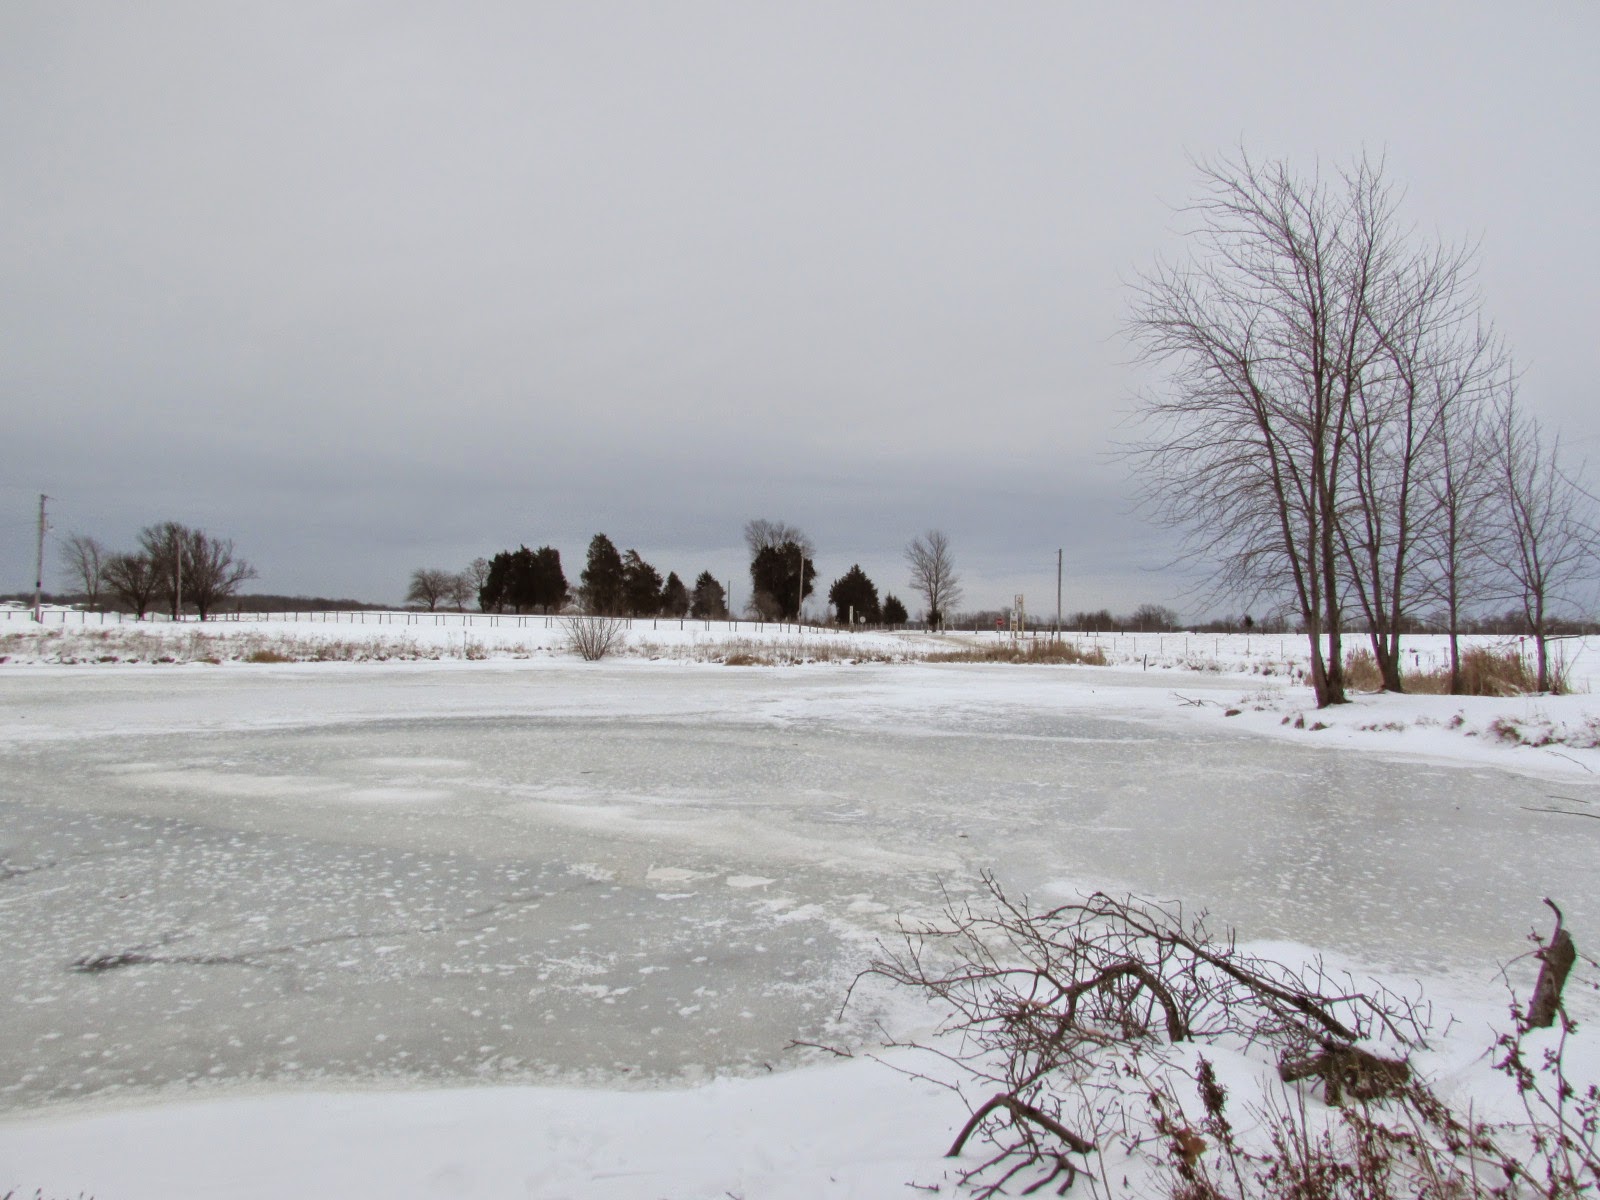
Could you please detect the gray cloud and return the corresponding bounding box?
[4,2,1596,614]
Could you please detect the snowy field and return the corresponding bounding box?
[1,617,1597,1197]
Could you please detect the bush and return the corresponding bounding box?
[564,615,625,661]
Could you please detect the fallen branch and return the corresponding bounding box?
[1527,898,1577,1029]
[947,1093,1095,1158]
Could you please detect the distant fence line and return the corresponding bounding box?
[2,607,825,636]
[3,605,1546,675]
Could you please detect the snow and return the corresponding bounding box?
[1,618,1596,1196]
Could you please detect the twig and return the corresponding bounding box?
[1520,806,1600,821]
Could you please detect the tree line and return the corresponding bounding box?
[407,520,964,628]
[57,524,257,620]
[1128,150,1598,703]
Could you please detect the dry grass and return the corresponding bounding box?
[925,638,1109,666]
[1345,644,1556,695]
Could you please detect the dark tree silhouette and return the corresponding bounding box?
[621,549,664,616]
[828,564,881,625]
[581,534,626,614]
[660,571,690,617]
[690,571,728,619]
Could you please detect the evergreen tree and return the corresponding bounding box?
[750,542,815,620]
[479,551,511,612]
[745,519,816,621]
[621,549,664,616]
[481,545,567,613]
[827,564,881,625]
[504,546,538,612]
[690,571,728,619]
[882,594,908,626]
[660,571,690,617]
[529,546,568,613]
[580,534,626,614]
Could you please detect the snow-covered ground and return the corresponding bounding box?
[1,621,1596,1197]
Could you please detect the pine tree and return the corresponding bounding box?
[621,549,664,616]
[581,534,626,614]
[882,594,908,626]
[690,571,728,619]
[827,564,881,624]
[660,571,690,617]
[530,546,568,613]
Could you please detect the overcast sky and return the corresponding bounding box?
[4,3,1597,617]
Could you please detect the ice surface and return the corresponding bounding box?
[2,663,1595,1119]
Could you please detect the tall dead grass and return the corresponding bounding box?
[925,639,1109,666]
[1344,645,1560,695]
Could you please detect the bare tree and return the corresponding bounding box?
[406,567,455,612]
[102,551,158,619]
[1486,395,1598,692]
[134,523,255,620]
[905,530,961,629]
[1336,240,1498,691]
[179,528,256,620]
[464,557,491,611]
[743,518,814,561]
[1415,358,1504,692]
[1129,602,1179,631]
[138,521,188,619]
[443,570,475,612]
[1127,151,1480,707]
[58,533,107,610]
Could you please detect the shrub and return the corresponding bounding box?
[564,614,625,661]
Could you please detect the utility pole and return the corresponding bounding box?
[795,545,804,630]
[33,494,49,623]
[1056,548,1063,642]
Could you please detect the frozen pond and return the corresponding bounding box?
[2,663,1595,1114]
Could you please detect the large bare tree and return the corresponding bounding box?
[905,530,961,629]
[135,522,255,620]
[1127,150,1498,706]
